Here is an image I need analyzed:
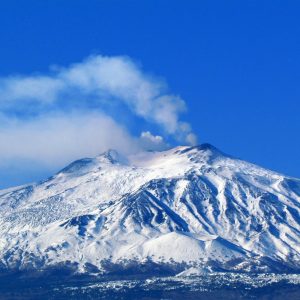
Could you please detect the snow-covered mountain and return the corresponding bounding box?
[0,144,300,274]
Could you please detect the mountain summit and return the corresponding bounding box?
[0,144,300,274]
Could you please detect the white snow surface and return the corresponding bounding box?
[0,144,300,272]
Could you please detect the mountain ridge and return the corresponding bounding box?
[0,144,300,275]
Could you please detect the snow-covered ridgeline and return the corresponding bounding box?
[0,144,299,273]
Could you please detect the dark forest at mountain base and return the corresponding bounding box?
[1,270,300,300]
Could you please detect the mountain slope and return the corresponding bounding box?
[0,144,300,274]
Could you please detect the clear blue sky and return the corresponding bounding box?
[0,0,299,187]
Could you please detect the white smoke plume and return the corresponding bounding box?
[0,55,197,186]
[0,55,197,143]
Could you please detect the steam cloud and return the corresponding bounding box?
[0,55,197,184]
